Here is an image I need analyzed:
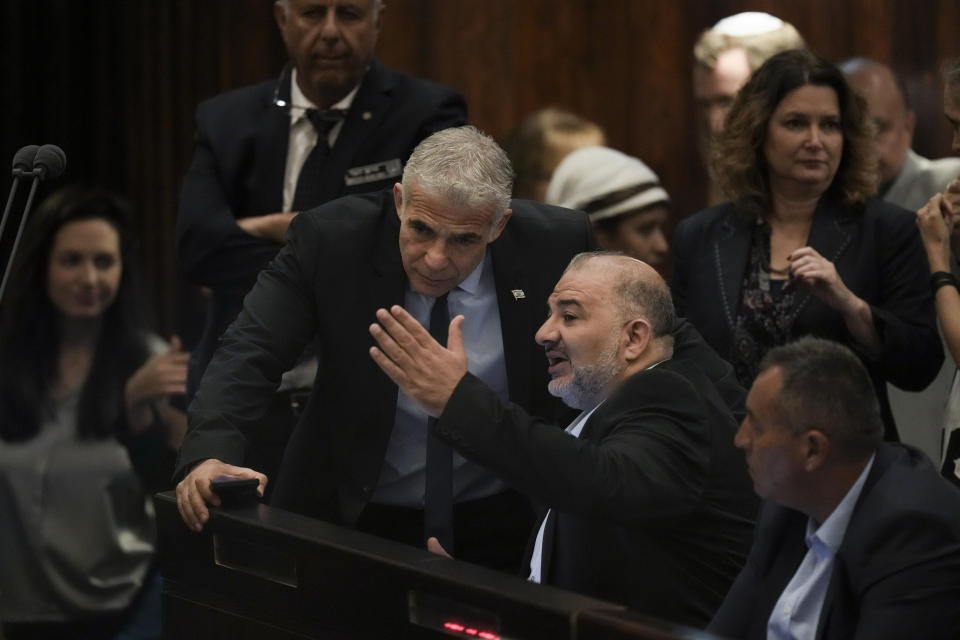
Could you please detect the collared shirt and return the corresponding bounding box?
[767,454,876,640]
[281,67,361,212]
[372,251,509,507]
[527,358,668,583]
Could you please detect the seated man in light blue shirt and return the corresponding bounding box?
[710,337,960,640]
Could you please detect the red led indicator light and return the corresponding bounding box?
[441,620,499,639]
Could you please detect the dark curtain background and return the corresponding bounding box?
[2,0,957,340]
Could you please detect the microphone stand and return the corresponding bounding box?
[0,175,24,245]
[0,171,43,306]
[0,144,66,307]
[0,145,39,268]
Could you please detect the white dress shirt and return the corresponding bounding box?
[280,68,360,212]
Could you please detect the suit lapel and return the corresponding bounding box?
[713,208,752,332]
[490,227,534,410]
[817,446,893,638]
[370,198,407,441]
[317,61,394,199]
[751,510,810,638]
[816,558,853,640]
[253,67,292,214]
[371,198,405,299]
[789,199,854,325]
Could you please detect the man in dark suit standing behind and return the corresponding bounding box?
[710,337,960,639]
[176,0,466,401]
[368,252,757,627]
[175,126,595,573]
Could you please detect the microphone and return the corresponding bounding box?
[0,144,68,306]
[33,144,67,181]
[12,144,39,177]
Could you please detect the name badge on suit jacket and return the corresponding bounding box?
[344,159,403,186]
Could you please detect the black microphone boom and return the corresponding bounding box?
[0,145,40,247]
[0,144,68,306]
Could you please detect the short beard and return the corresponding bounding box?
[547,338,622,411]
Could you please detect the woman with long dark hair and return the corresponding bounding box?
[0,186,187,639]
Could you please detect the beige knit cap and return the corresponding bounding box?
[545,146,670,222]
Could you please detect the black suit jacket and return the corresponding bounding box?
[437,355,757,628]
[672,198,942,439]
[709,444,960,639]
[176,190,595,526]
[175,61,466,391]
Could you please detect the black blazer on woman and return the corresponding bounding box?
[672,198,942,439]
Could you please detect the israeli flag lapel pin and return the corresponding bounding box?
[511,289,525,301]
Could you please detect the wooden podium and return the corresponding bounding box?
[154,492,714,639]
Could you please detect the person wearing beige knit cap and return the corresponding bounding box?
[545,146,671,269]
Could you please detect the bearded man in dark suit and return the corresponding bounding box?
[369,251,757,626]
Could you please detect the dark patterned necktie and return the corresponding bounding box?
[291,108,347,211]
[424,293,455,552]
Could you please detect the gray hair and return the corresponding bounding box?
[758,337,883,459]
[564,251,676,339]
[401,126,514,226]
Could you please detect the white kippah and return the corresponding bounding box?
[713,12,784,37]
[545,146,669,223]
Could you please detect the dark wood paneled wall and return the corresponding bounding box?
[2,0,958,338]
